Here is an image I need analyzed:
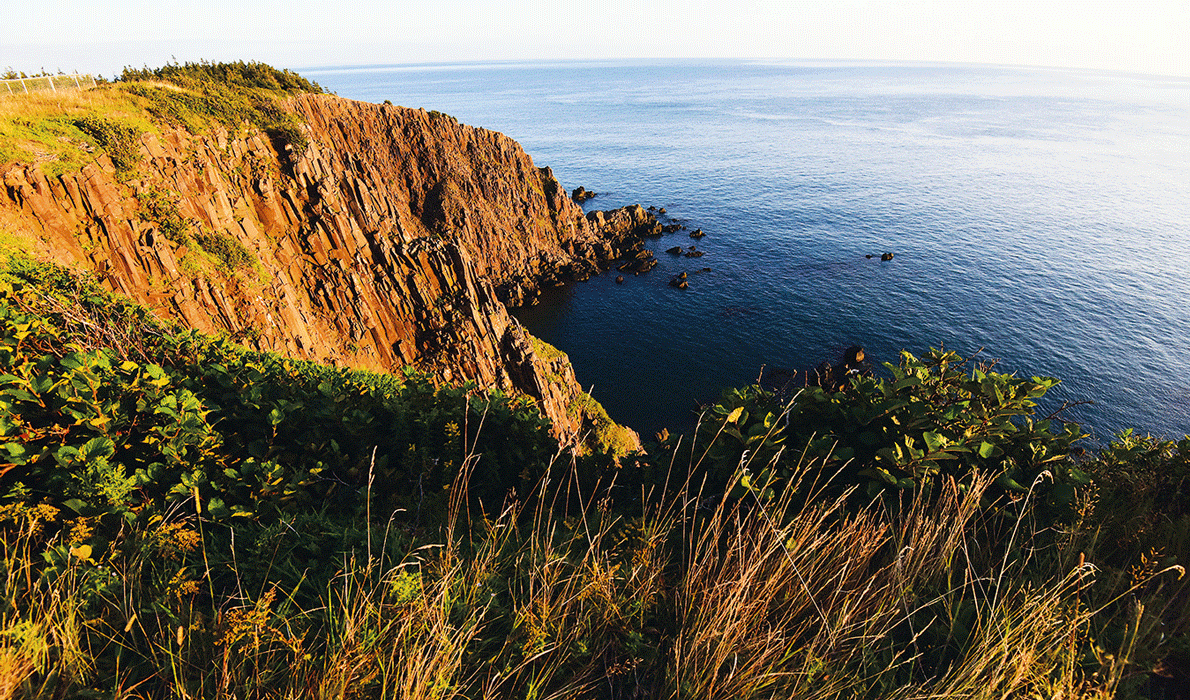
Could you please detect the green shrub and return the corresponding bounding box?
[136,185,190,244]
[1085,429,1190,564]
[71,115,142,175]
[427,109,458,124]
[119,60,322,95]
[118,60,315,156]
[656,348,1088,518]
[193,228,256,272]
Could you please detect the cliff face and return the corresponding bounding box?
[0,93,655,447]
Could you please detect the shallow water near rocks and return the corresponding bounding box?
[307,60,1190,442]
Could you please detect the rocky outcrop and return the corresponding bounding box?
[0,93,651,450]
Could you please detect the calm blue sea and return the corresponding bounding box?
[303,60,1190,442]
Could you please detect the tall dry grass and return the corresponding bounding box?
[0,445,1181,699]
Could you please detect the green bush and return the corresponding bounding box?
[118,60,314,155]
[193,228,256,272]
[1086,429,1190,564]
[119,60,322,94]
[657,348,1089,518]
[1,261,1187,698]
[136,185,190,244]
[71,115,142,175]
[0,267,561,604]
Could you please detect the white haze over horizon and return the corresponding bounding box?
[4,0,1189,80]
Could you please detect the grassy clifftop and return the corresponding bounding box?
[0,60,319,178]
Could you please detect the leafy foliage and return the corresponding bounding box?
[1086,429,1190,564]
[0,270,559,595]
[0,261,1187,698]
[71,114,142,175]
[658,348,1089,519]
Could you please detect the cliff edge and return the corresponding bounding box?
[0,89,654,452]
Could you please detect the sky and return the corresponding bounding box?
[4,0,1189,78]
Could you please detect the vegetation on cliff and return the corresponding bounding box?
[1,258,1187,698]
[0,61,320,178]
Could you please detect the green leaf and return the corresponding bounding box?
[207,497,230,519]
[1,442,27,460]
[994,473,1028,493]
[63,498,88,513]
[859,467,898,485]
[978,441,996,459]
[78,436,115,461]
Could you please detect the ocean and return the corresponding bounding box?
[302,60,1190,442]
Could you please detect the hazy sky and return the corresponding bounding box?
[5,0,1188,78]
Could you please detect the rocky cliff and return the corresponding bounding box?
[0,92,657,449]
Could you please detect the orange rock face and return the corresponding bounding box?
[0,93,653,448]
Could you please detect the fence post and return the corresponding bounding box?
[2,73,96,95]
